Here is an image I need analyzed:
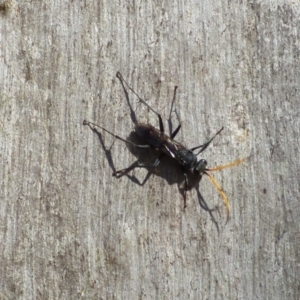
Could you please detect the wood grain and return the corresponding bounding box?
[1,1,299,299]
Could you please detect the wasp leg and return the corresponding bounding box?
[116,72,165,133]
[171,122,181,139]
[183,172,188,208]
[116,72,138,125]
[83,120,150,149]
[190,127,224,155]
[167,86,182,139]
[113,156,162,177]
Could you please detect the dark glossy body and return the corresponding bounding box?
[135,123,198,170]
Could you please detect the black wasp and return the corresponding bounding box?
[83,72,245,220]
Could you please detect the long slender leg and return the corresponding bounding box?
[116,72,165,133]
[171,123,181,139]
[171,106,182,139]
[83,120,150,149]
[113,156,162,177]
[183,171,188,208]
[170,87,182,139]
[168,86,178,120]
[116,72,138,125]
[190,127,224,155]
[167,86,182,138]
[166,85,191,209]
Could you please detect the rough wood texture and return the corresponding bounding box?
[1,1,299,299]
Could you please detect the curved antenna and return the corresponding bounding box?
[207,157,247,171]
[204,157,247,223]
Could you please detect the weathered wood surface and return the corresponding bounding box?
[1,1,299,299]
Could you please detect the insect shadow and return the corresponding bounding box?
[84,114,221,231]
[83,72,246,227]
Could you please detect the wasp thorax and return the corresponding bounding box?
[177,149,197,169]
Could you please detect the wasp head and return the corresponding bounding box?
[193,159,207,174]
